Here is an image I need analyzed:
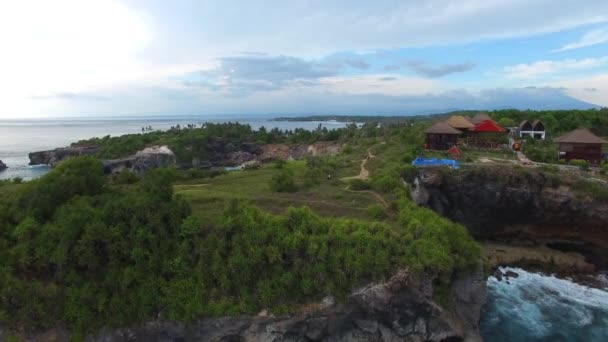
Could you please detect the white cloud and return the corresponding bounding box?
[503,57,608,79]
[555,27,608,51]
[554,72,608,106]
[317,75,443,96]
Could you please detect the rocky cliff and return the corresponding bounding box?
[0,160,6,171]
[103,146,176,174]
[1,267,486,342]
[410,166,608,270]
[28,146,99,167]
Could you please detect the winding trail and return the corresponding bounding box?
[343,146,390,208]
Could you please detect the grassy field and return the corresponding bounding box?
[174,159,387,224]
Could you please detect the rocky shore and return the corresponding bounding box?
[2,266,486,342]
[28,141,343,172]
[411,166,608,271]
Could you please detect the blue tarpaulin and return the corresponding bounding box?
[412,157,460,169]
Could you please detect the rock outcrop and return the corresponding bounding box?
[411,166,608,270]
[0,160,6,171]
[28,146,98,167]
[96,268,485,342]
[103,146,176,174]
[3,268,486,342]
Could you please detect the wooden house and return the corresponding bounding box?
[555,128,607,165]
[424,122,462,150]
[467,120,507,148]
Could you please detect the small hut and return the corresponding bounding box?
[555,128,607,165]
[471,113,493,125]
[424,122,462,150]
[467,120,507,148]
[519,120,546,140]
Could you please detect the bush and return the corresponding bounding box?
[367,204,386,219]
[569,159,590,171]
[273,159,287,169]
[573,179,608,201]
[270,168,297,192]
[537,164,559,174]
[349,178,370,190]
[113,169,139,184]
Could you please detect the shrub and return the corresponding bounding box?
[573,179,608,201]
[349,178,370,190]
[270,168,297,192]
[12,177,23,184]
[113,169,139,184]
[367,204,386,219]
[537,164,559,174]
[273,159,287,169]
[569,159,590,171]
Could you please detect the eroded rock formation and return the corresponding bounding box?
[28,146,99,167]
[411,166,608,270]
[103,146,176,174]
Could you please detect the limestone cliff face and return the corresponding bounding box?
[103,146,176,174]
[28,146,99,167]
[411,166,608,269]
[2,268,486,342]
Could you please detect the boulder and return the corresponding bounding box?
[0,160,6,171]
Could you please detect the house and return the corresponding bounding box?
[446,115,475,131]
[471,113,493,125]
[555,128,607,165]
[467,120,507,148]
[424,122,462,150]
[519,120,546,140]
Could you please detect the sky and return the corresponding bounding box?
[1,0,608,118]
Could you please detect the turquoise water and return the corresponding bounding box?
[481,267,608,341]
[0,116,347,180]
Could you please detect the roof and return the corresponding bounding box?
[425,121,462,135]
[532,120,544,131]
[519,120,532,130]
[471,120,506,132]
[471,113,493,124]
[555,128,608,144]
[446,115,475,129]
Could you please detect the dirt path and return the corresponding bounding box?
[343,146,390,208]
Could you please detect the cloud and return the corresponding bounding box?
[554,26,608,52]
[383,65,400,71]
[379,76,397,81]
[406,61,475,78]
[585,87,598,92]
[503,56,608,79]
[29,92,109,101]
[342,59,370,69]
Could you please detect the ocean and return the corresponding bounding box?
[0,115,348,180]
[481,267,608,341]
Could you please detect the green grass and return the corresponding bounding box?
[174,161,382,224]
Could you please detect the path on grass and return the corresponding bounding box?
[343,146,390,208]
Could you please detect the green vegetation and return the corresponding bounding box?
[77,122,353,162]
[16,109,608,335]
[573,179,608,201]
[270,167,298,193]
[0,153,481,334]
